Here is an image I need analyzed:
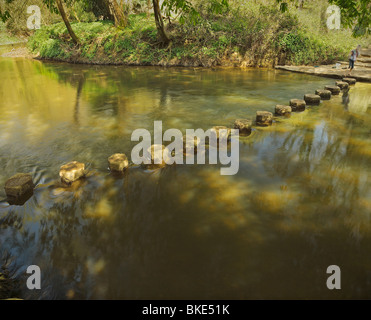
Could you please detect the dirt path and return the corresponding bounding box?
[0,44,35,58]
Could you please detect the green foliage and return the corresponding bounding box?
[162,0,229,25]
[162,0,200,24]
[329,0,371,37]
[278,32,306,53]
[28,1,370,67]
[72,1,96,22]
[73,21,110,40]
[114,37,133,52]
[42,0,112,22]
[1,0,59,35]
[276,31,343,64]
[42,0,58,14]
[208,0,229,14]
[103,34,114,53]
[40,38,61,57]
[216,34,229,48]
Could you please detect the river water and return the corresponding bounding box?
[0,54,371,299]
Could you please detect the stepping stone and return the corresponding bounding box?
[183,136,201,154]
[146,144,171,168]
[315,89,331,100]
[108,153,129,172]
[211,126,231,141]
[256,111,273,126]
[342,77,356,85]
[275,105,292,116]
[335,81,349,90]
[4,173,34,200]
[289,99,306,112]
[234,119,252,135]
[304,94,321,105]
[59,161,85,184]
[325,85,340,95]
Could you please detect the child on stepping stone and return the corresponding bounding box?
[346,45,361,76]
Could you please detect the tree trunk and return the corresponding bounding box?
[152,0,170,45]
[56,0,79,44]
[107,0,128,27]
[147,0,151,19]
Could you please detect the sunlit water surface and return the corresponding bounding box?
[1,54,371,299]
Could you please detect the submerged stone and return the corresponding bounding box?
[146,144,171,168]
[256,111,273,126]
[335,81,349,90]
[315,89,331,100]
[342,77,356,85]
[59,161,85,184]
[234,119,252,135]
[7,190,33,206]
[211,126,231,141]
[304,94,321,105]
[183,136,201,154]
[324,85,340,95]
[108,153,129,172]
[4,173,34,201]
[275,105,292,116]
[289,99,306,112]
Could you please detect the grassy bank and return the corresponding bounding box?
[27,1,369,67]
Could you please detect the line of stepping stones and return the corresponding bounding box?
[244,78,354,127]
[3,77,357,205]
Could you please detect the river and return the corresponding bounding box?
[1,53,371,299]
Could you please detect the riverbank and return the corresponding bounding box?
[26,4,369,68]
[3,39,371,84]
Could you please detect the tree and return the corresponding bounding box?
[106,0,128,27]
[152,0,170,44]
[55,0,80,44]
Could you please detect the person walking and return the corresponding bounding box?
[346,45,361,76]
